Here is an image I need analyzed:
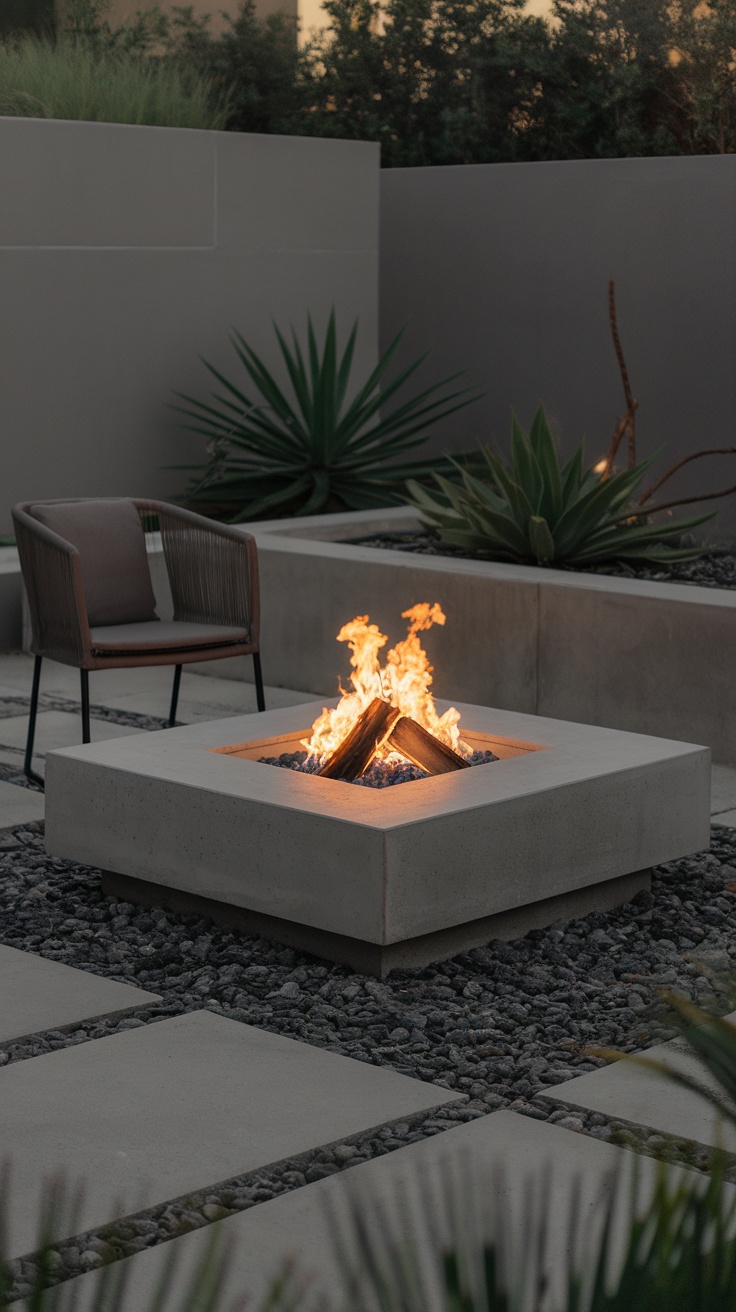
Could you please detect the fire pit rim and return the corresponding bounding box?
[46,699,708,834]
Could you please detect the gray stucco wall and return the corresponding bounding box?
[0,120,379,535]
[380,155,736,539]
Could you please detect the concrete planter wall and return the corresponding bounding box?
[195,508,736,764]
[0,119,379,535]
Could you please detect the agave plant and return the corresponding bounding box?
[176,312,480,522]
[406,405,712,567]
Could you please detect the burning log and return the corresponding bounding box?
[387,716,470,776]
[318,697,401,782]
[318,695,470,782]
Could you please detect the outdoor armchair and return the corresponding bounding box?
[12,498,264,788]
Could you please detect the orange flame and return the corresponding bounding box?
[306,603,465,763]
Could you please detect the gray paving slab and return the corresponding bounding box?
[545,1013,736,1153]
[0,944,160,1045]
[104,680,311,722]
[713,808,736,828]
[0,711,140,753]
[0,653,311,720]
[32,1109,721,1312]
[4,1009,462,1260]
[0,779,44,827]
[711,765,736,815]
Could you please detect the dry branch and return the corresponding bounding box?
[605,279,638,471]
[387,717,470,775]
[637,447,736,508]
[318,697,401,781]
[640,483,736,516]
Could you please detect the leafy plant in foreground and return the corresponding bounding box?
[321,1156,736,1312]
[0,1166,246,1311]
[7,999,736,1310]
[176,310,481,520]
[406,404,712,567]
[5,1155,736,1312]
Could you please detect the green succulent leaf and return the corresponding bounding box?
[528,515,556,564]
[405,407,714,569]
[177,312,482,520]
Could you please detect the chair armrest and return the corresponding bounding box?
[12,505,92,666]
[140,502,260,646]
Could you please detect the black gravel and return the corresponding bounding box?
[347,531,736,590]
[258,747,500,787]
[3,817,736,1298]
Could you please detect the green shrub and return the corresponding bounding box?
[0,37,228,129]
[177,310,481,520]
[406,404,711,568]
[0,0,54,39]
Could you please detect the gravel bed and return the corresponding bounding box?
[347,531,736,589]
[259,747,499,787]
[3,819,736,1299]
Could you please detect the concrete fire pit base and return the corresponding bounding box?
[44,702,710,978]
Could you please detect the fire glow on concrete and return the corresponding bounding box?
[44,700,710,977]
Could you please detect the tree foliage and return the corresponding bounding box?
[9,0,736,164]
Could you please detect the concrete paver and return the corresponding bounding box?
[0,711,141,754]
[0,654,310,721]
[545,1014,736,1153]
[32,1109,721,1312]
[713,808,736,828]
[4,1009,463,1260]
[711,765,736,816]
[0,943,159,1044]
[0,779,44,827]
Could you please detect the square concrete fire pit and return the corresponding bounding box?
[44,701,710,977]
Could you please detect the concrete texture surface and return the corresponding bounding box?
[0,547,22,649]
[714,809,736,828]
[547,1015,736,1152]
[711,765,736,815]
[0,944,159,1044]
[101,865,651,978]
[537,574,736,762]
[210,508,736,765]
[380,155,736,539]
[225,513,540,710]
[43,700,709,971]
[0,121,379,534]
[0,780,44,827]
[3,1009,462,1260]
[30,1108,721,1312]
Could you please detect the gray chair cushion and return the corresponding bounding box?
[29,500,158,627]
[89,620,251,654]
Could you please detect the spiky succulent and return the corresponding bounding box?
[406,405,711,568]
[175,311,480,522]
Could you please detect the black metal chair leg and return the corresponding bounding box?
[80,669,91,744]
[168,663,183,727]
[253,651,266,712]
[24,654,45,790]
